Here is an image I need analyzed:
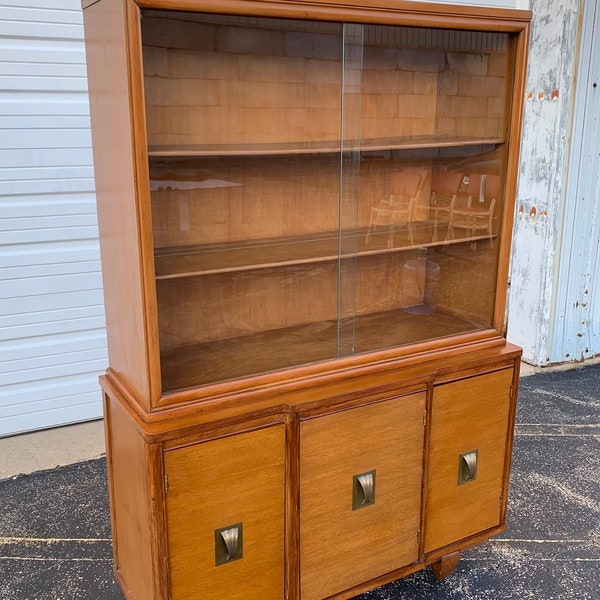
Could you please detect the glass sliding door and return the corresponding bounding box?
[140,10,517,392]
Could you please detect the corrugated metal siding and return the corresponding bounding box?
[0,0,107,436]
[551,0,600,363]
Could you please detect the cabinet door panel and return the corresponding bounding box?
[425,368,514,552]
[164,426,285,600]
[300,393,426,600]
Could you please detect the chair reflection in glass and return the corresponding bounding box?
[365,169,426,248]
[429,170,464,242]
[446,174,500,246]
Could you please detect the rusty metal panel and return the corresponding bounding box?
[550,0,600,363]
[507,0,582,365]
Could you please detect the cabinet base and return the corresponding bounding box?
[102,343,520,600]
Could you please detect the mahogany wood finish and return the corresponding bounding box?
[83,1,530,598]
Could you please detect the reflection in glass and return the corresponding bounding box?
[140,10,515,390]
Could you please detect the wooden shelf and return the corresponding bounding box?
[148,136,504,158]
[154,223,497,279]
[160,307,480,391]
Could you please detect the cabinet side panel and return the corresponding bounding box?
[104,393,155,599]
[83,0,150,404]
[494,26,529,334]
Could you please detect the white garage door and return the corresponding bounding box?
[0,0,107,437]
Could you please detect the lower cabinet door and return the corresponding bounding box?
[425,368,514,553]
[163,425,286,600]
[300,393,426,600]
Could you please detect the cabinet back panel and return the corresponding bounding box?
[142,13,343,147]
[149,155,341,247]
[156,262,339,347]
[429,242,500,327]
[141,12,512,147]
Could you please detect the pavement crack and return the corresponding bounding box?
[528,473,600,512]
[532,387,600,409]
[515,423,600,437]
[0,536,114,561]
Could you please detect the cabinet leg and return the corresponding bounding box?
[431,551,461,579]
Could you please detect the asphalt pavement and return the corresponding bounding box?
[1,363,599,599]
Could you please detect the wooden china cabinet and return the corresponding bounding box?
[83,1,530,598]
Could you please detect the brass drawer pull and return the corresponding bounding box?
[215,523,243,565]
[353,470,376,510]
[458,450,478,485]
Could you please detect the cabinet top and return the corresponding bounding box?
[83,0,531,29]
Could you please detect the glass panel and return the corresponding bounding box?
[354,25,515,354]
[141,11,345,391]
[141,10,516,391]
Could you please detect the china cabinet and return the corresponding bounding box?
[83,1,530,598]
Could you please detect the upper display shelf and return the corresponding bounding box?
[154,223,499,280]
[147,136,504,158]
